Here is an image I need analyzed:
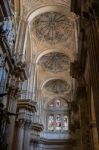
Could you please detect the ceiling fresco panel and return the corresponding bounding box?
[44,79,70,94]
[32,12,73,44]
[38,52,70,72]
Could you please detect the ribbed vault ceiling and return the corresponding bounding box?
[21,0,77,104]
[44,79,70,94]
[32,11,73,44]
[38,52,70,72]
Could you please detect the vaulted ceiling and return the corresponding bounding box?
[20,0,79,105]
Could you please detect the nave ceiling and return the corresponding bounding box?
[19,0,79,105]
[1,0,99,149]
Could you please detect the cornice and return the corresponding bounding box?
[17,99,37,113]
[31,123,43,132]
[39,138,76,146]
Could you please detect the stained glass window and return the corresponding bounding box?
[63,116,68,130]
[56,114,61,130]
[48,114,54,131]
[47,99,69,131]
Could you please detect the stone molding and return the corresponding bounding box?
[31,114,44,132]
[16,100,37,128]
[22,0,71,18]
[17,99,37,113]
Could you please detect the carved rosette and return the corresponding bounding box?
[32,12,73,44]
[38,52,70,72]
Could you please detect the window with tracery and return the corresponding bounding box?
[47,99,69,131]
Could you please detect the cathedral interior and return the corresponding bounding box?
[0,0,99,150]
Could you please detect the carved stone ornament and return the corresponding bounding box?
[0,53,6,67]
[0,18,15,50]
[32,12,73,44]
[39,52,70,72]
[8,75,20,97]
[44,79,70,94]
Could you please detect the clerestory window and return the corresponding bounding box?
[47,99,69,131]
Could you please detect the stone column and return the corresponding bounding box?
[70,60,92,150]
[15,20,27,56]
[23,121,31,150]
[87,25,99,138]
[71,102,81,150]
[7,99,17,150]
[33,142,39,150]
[79,89,91,150]
[30,143,33,150]
[16,121,24,150]
[90,88,99,150]
[7,75,20,150]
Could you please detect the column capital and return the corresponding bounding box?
[16,119,25,128]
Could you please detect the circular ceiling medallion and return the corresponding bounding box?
[38,52,70,72]
[44,79,70,94]
[32,11,73,44]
